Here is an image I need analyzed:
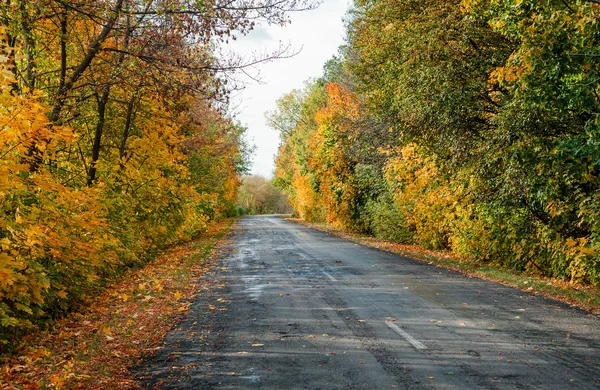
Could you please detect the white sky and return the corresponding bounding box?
[229,0,351,177]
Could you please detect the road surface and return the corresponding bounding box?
[135,215,600,389]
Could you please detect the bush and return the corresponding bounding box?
[364,194,414,243]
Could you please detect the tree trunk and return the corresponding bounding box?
[87,88,111,186]
[19,0,36,90]
[49,0,124,123]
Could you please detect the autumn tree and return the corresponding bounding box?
[236,175,292,215]
[274,0,600,286]
[0,0,318,348]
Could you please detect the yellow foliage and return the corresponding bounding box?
[0,6,248,348]
[291,168,324,222]
[385,144,457,250]
[308,83,363,229]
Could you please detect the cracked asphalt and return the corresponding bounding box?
[134,215,600,389]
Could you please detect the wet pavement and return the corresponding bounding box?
[134,215,600,389]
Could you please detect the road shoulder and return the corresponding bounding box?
[287,218,600,315]
[0,219,233,390]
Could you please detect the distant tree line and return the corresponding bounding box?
[236,175,293,215]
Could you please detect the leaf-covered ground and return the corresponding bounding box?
[0,220,233,390]
[288,219,600,315]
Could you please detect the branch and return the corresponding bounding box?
[561,0,575,13]
[49,0,125,123]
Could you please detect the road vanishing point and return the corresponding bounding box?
[135,215,600,389]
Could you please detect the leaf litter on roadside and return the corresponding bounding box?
[0,220,232,390]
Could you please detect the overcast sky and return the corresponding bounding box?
[228,0,351,177]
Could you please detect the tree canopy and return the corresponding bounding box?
[0,0,316,348]
[273,0,600,287]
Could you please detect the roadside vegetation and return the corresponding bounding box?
[0,0,315,351]
[271,1,600,295]
[235,175,293,216]
[0,219,232,389]
[291,218,600,314]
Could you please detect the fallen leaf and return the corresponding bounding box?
[29,349,46,362]
[49,375,65,387]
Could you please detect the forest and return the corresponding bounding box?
[0,0,314,347]
[236,175,293,216]
[272,0,600,287]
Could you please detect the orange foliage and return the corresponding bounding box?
[0,26,245,345]
[385,144,457,249]
[309,83,362,229]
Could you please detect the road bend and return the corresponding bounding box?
[135,215,600,389]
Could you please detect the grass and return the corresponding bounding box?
[0,219,234,390]
[288,218,600,315]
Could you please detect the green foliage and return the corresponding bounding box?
[364,194,414,244]
[274,0,600,287]
[236,175,293,215]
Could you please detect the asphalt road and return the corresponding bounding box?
[135,215,600,389]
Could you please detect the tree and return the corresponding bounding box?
[236,175,292,215]
[0,0,319,347]
[273,0,600,286]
